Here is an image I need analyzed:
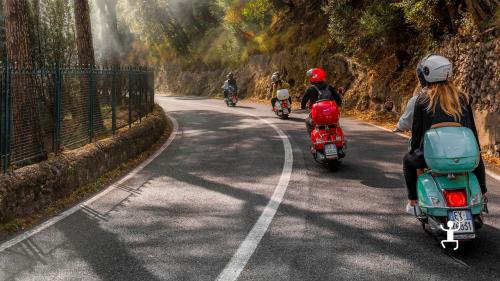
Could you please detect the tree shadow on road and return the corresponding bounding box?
[136,168,500,280]
[284,125,407,189]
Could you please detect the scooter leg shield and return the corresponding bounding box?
[466,172,483,215]
[417,173,442,216]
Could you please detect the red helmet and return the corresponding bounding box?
[306,68,326,83]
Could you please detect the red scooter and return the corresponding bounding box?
[310,100,346,170]
[226,93,238,107]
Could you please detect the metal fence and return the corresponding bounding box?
[0,63,154,173]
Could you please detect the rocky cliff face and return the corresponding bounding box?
[161,49,354,103]
[440,31,499,155]
[160,31,499,155]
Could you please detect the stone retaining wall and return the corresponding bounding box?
[440,30,499,156]
[0,105,168,222]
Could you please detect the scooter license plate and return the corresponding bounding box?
[324,144,338,157]
[448,210,474,234]
[282,108,289,114]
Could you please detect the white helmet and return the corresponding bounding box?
[416,54,453,87]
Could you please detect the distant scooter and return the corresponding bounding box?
[273,89,291,119]
[309,99,346,170]
[415,124,487,242]
[224,85,238,107]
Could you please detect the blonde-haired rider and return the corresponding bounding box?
[404,54,487,215]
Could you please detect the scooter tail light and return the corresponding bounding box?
[442,189,467,207]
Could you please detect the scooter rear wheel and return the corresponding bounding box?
[327,160,340,171]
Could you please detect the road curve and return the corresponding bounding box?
[0,96,499,281]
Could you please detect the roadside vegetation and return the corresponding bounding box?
[123,0,497,67]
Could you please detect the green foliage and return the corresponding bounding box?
[29,0,76,65]
[394,0,441,33]
[323,0,474,64]
[1,218,26,233]
[122,0,223,55]
[324,0,356,48]
[242,0,273,28]
[195,27,243,67]
[360,1,402,39]
[297,34,329,57]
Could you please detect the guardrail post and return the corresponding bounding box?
[1,59,11,173]
[128,67,132,128]
[138,68,142,123]
[53,64,62,152]
[88,65,94,143]
[151,70,155,113]
[1,60,7,173]
[144,69,148,118]
[111,67,117,134]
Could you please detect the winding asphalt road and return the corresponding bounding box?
[1,96,499,281]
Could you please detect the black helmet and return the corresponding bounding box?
[271,72,280,83]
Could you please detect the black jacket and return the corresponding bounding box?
[225,78,238,93]
[410,93,479,153]
[301,82,342,109]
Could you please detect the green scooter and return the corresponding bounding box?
[416,126,487,241]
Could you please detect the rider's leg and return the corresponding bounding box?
[473,156,487,195]
[305,115,314,135]
[271,97,277,107]
[403,152,426,205]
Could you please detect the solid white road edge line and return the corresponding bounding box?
[162,98,293,281]
[352,117,500,182]
[0,113,179,253]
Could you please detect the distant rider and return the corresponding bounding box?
[404,54,487,215]
[301,68,343,134]
[270,72,291,109]
[223,72,238,100]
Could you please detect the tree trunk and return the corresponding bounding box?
[73,0,95,66]
[104,0,123,106]
[73,0,105,136]
[4,0,45,162]
[105,0,120,66]
[31,0,44,67]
